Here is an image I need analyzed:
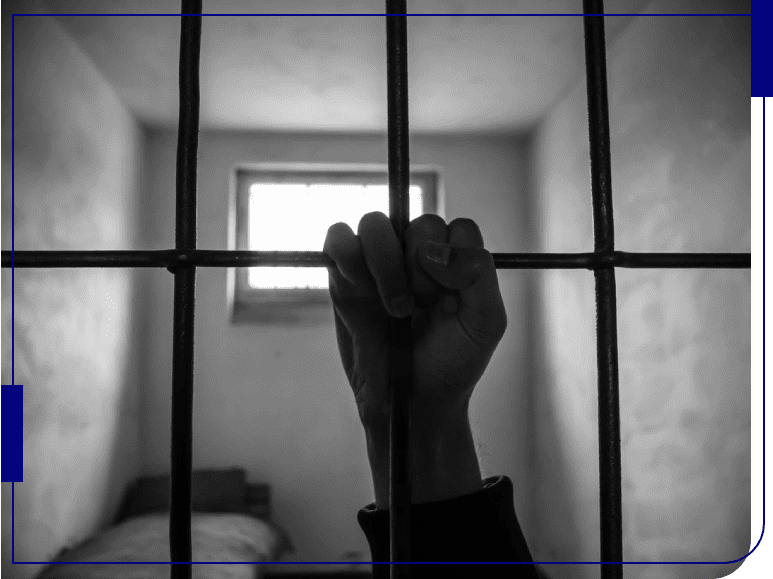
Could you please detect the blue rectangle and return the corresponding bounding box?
[2,384,23,482]
[753,0,771,96]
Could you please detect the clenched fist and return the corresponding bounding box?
[323,212,507,506]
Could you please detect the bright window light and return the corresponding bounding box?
[248,183,423,289]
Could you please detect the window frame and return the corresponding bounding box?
[228,163,442,325]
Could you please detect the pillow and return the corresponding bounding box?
[120,469,247,520]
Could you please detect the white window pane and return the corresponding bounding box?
[248,182,424,289]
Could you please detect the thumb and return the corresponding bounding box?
[417,240,490,292]
[417,239,507,345]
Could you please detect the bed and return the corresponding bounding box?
[36,468,295,579]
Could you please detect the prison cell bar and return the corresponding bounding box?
[583,1,623,577]
[385,0,413,574]
[169,0,201,577]
[0,250,751,269]
[0,3,756,577]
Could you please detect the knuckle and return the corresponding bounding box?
[327,221,349,234]
[406,214,447,249]
[324,222,352,256]
[450,216,476,225]
[358,211,387,232]
[357,214,374,237]
[409,214,445,234]
[449,217,483,245]
[325,221,350,244]
[410,213,446,230]
[449,217,478,230]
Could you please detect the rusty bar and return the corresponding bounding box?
[170,0,201,576]
[1,249,751,270]
[386,0,413,575]
[583,1,623,577]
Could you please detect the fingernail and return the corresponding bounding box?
[390,293,415,317]
[424,240,451,265]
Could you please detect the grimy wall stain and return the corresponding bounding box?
[530,2,750,578]
[1,3,144,577]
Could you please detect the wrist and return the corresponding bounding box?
[365,402,482,509]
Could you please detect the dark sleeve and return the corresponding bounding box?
[357,475,540,579]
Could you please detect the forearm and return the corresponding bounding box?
[364,401,483,509]
[357,404,539,574]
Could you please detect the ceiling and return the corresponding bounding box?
[40,0,651,134]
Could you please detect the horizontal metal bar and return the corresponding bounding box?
[1,250,751,269]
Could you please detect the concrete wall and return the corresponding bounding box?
[139,129,535,570]
[1,3,144,577]
[530,2,750,578]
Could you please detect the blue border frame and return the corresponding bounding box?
[8,9,758,569]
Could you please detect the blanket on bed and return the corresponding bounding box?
[37,512,287,579]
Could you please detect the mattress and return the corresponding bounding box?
[37,512,289,579]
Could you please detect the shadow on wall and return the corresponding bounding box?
[1,3,145,578]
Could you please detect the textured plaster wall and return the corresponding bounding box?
[530,3,750,579]
[139,130,535,570]
[0,3,144,577]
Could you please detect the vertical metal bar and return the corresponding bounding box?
[582,1,623,577]
[170,1,201,577]
[385,0,413,575]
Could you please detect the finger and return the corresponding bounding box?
[404,214,447,309]
[357,211,415,318]
[323,221,378,301]
[324,221,386,349]
[324,220,390,421]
